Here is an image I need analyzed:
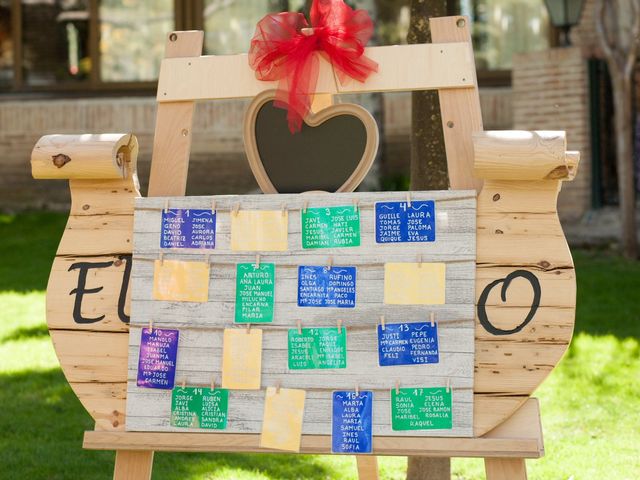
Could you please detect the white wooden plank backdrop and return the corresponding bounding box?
[127,191,476,437]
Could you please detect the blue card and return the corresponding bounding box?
[375,201,435,243]
[377,322,439,366]
[136,328,179,389]
[297,266,356,308]
[332,390,373,454]
[161,208,216,249]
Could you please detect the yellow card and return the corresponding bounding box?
[384,262,446,305]
[260,387,306,452]
[153,259,209,302]
[221,328,263,390]
[231,210,288,251]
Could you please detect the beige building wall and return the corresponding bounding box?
[512,47,592,222]
[0,90,512,210]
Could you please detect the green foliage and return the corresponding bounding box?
[0,213,638,479]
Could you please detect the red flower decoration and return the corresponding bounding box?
[249,0,378,133]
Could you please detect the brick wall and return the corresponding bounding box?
[0,90,512,210]
[512,47,592,222]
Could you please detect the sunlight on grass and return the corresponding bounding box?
[0,291,58,373]
[1,213,638,479]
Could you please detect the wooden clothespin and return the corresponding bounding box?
[159,251,164,265]
[380,315,386,331]
[275,382,281,394]
[281,204,287,217]
[163,198,169,214]
[446,377,451,393]
[254,254,261,269]
[181,378,186,389]
[205,253,211,265]
[352,199,359,212]
[327,257,333,270]
[417,254,423,268]
[395,380,400,394]
[211,199,216,214]
[148,318,153,333]
[232,203,240,216]
[430,312,435,327]
[246,323,251,334]
[337,319,343,334]
[302,200,308,214]
[406,192,412,207]
[355,384,360,395]
[210,377,216,391]
[297,319,302,334]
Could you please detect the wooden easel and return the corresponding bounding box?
[31,15,580,480]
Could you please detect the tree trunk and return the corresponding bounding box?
[408,0,449,191]
[406,0,450,478]
[612,74,638,258]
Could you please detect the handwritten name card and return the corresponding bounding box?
[136,328,179,389]
[391,387,452,430]
[375,201,435,243]
[161,208,216,249]
[298,266,356,308]
[332,390,373,454]
[301,206,360,249]
[235,263,275,323]
[288,327,347,369]
[377,321,439,366]
[171,386,229,430]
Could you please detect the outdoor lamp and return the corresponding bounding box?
[544,0,586,46]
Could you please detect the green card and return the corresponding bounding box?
[171,386,228,429]
[301,206,360,249]
[235,263,275,323]
[391,387,452,430]
[288,327,347,369]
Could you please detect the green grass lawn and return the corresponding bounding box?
[0,212,638,479]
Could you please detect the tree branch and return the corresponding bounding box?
[623,0,640,79]
[595,0,623,71]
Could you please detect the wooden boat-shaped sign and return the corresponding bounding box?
[29,18,580,477]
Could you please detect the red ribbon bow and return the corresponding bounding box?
[249,0,378,133]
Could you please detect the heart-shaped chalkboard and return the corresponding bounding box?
[243,90,379,193]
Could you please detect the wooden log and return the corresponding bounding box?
[31,133,137,180]
[473,131,572,180]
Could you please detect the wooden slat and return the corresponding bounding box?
[113,450,154,480]
[147,31,204,197]
[85,398,543,457]
[156,43,475,102]
[356,456,379,480]
[485,459,528,480]
[431,16,484,193]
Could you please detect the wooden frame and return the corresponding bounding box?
[30,15,580,480]
[243,90,379,194]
